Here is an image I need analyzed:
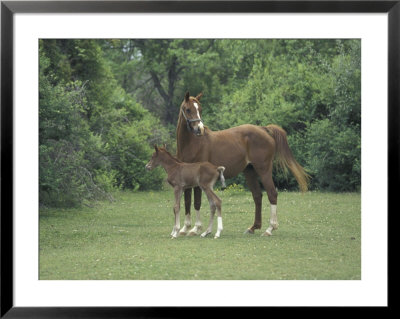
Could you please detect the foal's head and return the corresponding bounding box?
[145,145,163,171]
[180,91,204,136]
[145,145,174,171]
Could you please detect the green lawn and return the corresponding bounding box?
[39,188,361,280]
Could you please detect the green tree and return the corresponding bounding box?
[39,40,169,207]
[93,39,361,192]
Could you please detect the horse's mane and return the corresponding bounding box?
[175,111,185,159]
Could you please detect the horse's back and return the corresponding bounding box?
[211,124,273,142]
[203,124,275,177]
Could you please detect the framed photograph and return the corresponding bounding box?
[2,0,395,317]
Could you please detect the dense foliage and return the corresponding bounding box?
[39,39,360,207]
[39,40,168,206]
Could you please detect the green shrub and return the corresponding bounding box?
[305,119,360,191]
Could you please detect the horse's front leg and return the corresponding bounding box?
[179,188,192,236]
[188,186,203,236]
[171,187,183,239]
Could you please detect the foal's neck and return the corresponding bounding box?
[159,152,180,173]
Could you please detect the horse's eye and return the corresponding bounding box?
[186,109,191,114]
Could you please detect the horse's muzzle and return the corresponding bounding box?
[193,122,205,136]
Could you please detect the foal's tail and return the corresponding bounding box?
[217,166,227,189]
[264,124,310,192]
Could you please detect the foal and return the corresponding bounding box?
[145,145,226,239]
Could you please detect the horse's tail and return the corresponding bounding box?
[217,166,226,189]
[264,124,310,192]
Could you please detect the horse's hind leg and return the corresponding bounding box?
[188,186,203,236]
[254,163,278,236]
[211,191,223,239]
[200,187,223,239]
[243,165,263,234]
[179,188,192,235]
[200,188,217,238]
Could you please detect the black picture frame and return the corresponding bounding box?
[1,0,395,317]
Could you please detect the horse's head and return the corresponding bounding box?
[180,91,204,136]
[145,145,165,170]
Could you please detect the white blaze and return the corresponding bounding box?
[193,103,200,118]
[193,103,204,130]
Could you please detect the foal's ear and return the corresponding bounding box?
[163,143,167,149]
[196,92,203,101]
[184,91,190,102]
[154,144,159,153]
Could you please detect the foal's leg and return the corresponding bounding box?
[171,187,183,238]
[200,188,216,238]
[200,188,223,238]
[243,166,263,234]
[211,191,223,239]
[179,188,192,235]
[254,163,278,236]
[188,186,203,236]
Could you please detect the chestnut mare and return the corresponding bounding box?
[176,92,309,237]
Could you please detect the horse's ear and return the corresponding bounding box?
[185,91,190,102]
[163,143,167,149]
[154,144,158,153]
[196,92,203,101]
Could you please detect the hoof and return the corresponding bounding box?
[261,231,272,237]
[187,226,202,236]
[179,230,187,236]
[200,232,210,238]
[187,231,198,236]
[244,228,255,235]
[214,235,220,239]
[171,232,179,239]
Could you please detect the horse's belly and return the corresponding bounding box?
[223,162,248,179]
[209,154,248,179]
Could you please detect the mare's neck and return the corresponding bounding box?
[176,113,210,160]
[176,113,192,159]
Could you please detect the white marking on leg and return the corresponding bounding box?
[270,204,278,229]
[188,210,202,235]
[214,216,223,238]
[263,204,278,236]
[179,214,191,235]
[172,224,180,238]
[201,214,214,237]
[171,204,180,238]
[195,209,202,228]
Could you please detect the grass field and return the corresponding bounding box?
[39,187,361,280]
